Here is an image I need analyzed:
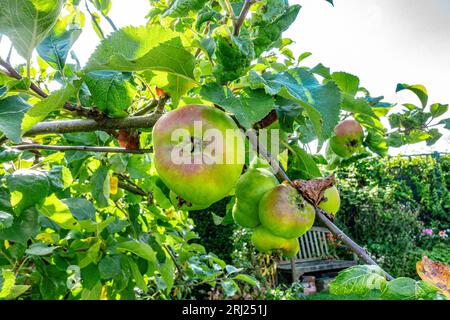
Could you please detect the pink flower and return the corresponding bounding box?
[439,230,447,238]
[423,229,433,236]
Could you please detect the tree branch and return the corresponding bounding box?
[245,128,394,281]
[0,57,103,119]
[12,144,153,154]
[118,180,147,197]
[233,0,255,36]
[254,109,278,129]
[24,113,162,137]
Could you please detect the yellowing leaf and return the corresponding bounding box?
[416,256,450,298]
[110,176,118,195]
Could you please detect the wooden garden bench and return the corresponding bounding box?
[277,226,358,283]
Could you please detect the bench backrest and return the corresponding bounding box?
[280,226,332,264]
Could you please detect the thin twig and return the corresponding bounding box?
[118,180,147,197]
[132,99,158,116]
[85,0,105,39]
[6,44,13,63]
[233,0,255,36]
[164,245,183,275]
[11,144,153,154]
[0,57,104,119]
[155,93,170,114]
[104,15,118,31]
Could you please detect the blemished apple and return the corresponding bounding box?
[259,184,316,239]
[169,190,211,211]
[152,105,244,206]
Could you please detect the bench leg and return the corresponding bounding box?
[290,258,303,283]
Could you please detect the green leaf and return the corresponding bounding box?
[25,243,58,256]
[297,51,312,64]
[311,63,331,79]
[234,274,260,288]
[21,84,76,132]
[0,0,64,61]
[5,169,50,214]
[158,258,175,292]
[0,208,39,243]
[39,194,81,230]
[426,128,442,146]
[286,143,322,178]
[274,96,302,132]
[342,96,378,118]
[61,198,96,221]
[37,14,82,72]
[0,95,31,143]
[249,68,341,141]
[331,72,359,96]
[200,83,274,128]
[98,255,122,279]
[396,83,428,109]
[252,4,301,56]
[0,147,20,163]
[213,34,254,83]
[141,70,195,107]
[90,166,110,208]
[83,71,136,118]
[1,284,30,300]
[84,25,196,85]
[429,103,448,118]
[329,265,387,295]
[162,0,208,18]
[0,269,15,300]
[128,258,147,292]
[438,118,450,130]
[221,279,240,297]
[5,78,31,94]
[0,211,13,230]
[381,277,439,300]
[91,0,112,16]
[364,131,388,156]
[116,241,157,266]
[195,9,222,31]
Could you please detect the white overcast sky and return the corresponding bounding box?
[1,0,449,155]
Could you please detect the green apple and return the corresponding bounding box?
[259,184,315,239]
[251,225,299,257]
[318,186,340,215]
[329,119,364,158]
[152,105,245,206]
[232,168,278,228]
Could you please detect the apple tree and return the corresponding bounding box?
[0,0,448,300]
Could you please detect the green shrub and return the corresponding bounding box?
[334,153,449,278]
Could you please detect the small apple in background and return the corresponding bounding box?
[329,119,364,158]
[251,225,300,258]
[259,184,316,239]
[318,186,340,215]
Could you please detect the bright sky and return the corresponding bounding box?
[1,0,449,155]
